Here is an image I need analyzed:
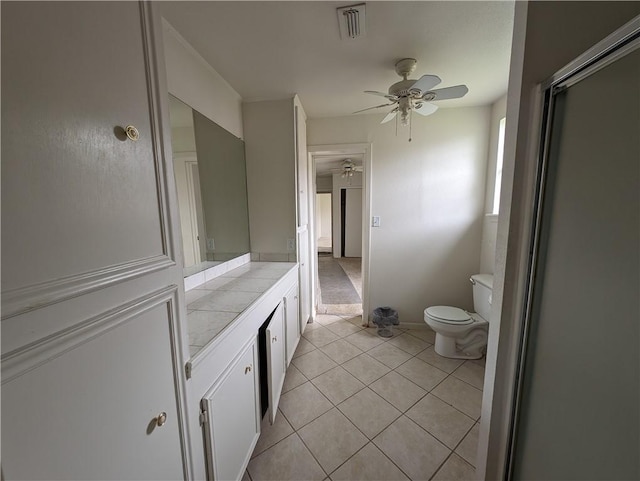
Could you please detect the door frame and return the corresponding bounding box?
[307,143,372,323]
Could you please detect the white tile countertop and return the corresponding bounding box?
[186,262,297,357]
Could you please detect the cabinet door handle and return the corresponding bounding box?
[124,125,140,141]
[245,365,252,374]
[156,412,167,427]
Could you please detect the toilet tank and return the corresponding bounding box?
[470,274,493,321]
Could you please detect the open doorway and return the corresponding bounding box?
[316,193,332,254]
[311,151,368,318]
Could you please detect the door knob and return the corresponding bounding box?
[156,412,167,427]
[125,125,140,141]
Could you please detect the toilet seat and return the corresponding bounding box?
[425,306,473,325]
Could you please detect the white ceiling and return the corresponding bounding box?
[159,1,514,119]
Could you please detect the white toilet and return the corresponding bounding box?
[424,274,493,359]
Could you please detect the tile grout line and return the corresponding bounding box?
[252,322,483,481]
[304,327,481,423]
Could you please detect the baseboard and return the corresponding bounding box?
[398,322,433,330]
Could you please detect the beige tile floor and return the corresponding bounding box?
[246,315,485,481]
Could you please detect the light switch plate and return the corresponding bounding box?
[372,216,381,227]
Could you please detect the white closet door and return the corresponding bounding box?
[1,3,189,479]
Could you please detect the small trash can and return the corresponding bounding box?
[372,307,399,338]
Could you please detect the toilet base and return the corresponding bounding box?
[434,333,484,360]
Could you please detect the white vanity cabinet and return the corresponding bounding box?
[201,339,260,481]
[285,284,301,365]
[186,264,299,481]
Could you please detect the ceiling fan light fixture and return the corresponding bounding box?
[359,58,469,140]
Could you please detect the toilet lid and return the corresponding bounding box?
[426,306,473,325]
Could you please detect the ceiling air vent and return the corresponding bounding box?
[337,3,366,39]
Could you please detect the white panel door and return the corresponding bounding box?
[2,300,184,480]
[266,303,286,424]
[1,3,189,479]
[2,1,166,295]
[345,188,363,257]
[202,340,260,481]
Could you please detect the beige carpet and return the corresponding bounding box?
[317,255,362,316]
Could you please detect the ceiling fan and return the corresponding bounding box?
[340,159,362,178]
[355,58,469,132]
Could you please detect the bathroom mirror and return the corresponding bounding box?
[168,95,250,276]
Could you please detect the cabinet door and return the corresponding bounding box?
[266,303,286,424]
[2,301,185,480]
[2,1,167,294]
[284,284,300,365]
[202,339,260,481]
[1,2,189,479]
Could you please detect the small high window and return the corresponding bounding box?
[493,117,506,214]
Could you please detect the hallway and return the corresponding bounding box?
[317,255,362,316]
[247,315,483,481]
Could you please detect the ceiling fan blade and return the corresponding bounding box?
[381,108,398,124]
[427,84,469,101]
[364,90,398,100]
[409,74,441,93]
[353,103,395,114]
[413,102,438,116]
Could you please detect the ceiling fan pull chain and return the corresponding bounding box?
[409,110,413,142]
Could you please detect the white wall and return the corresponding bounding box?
[316,193,332,240]
[479,214,499,274]
[308,107,491,324]
[479,95,507,274]
[243,99,296,258]
[480,2,640,478]
[162,19,243,139]
[316,175,333,193]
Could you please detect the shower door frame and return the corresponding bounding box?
[504,15,640,480]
